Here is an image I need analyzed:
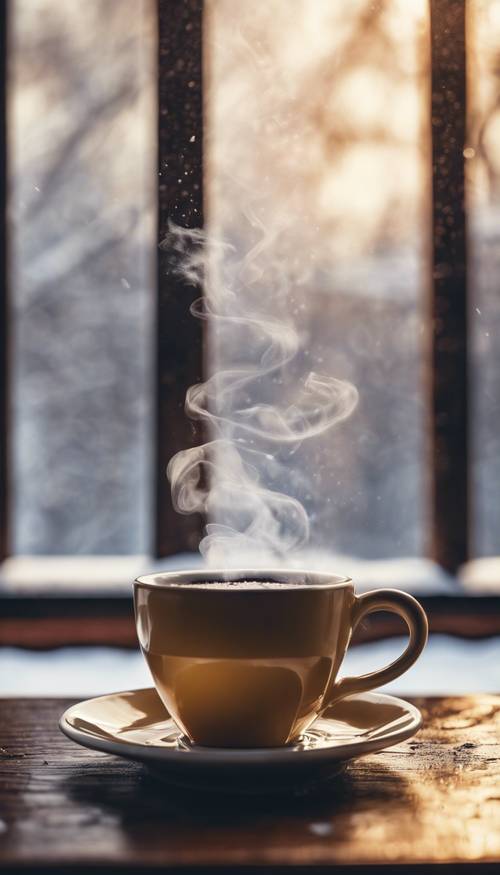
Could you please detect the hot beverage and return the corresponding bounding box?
[134,570,427,748]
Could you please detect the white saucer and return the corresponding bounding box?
[60,687,421,794]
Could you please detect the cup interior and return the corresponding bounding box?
[135,568,352,589]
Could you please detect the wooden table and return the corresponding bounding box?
[1,696,500,873]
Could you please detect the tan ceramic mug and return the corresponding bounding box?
[134,570,428,748]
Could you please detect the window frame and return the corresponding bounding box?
[429,0,469,571]
[155,0,205,557]
[1,0,500,649]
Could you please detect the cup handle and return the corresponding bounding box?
[325,588,428,707]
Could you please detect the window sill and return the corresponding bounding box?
[0,553,202,594]
[1,555,499,648]
[0,554,200,648]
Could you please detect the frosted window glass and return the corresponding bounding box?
[469,0,500,556]
[10,0,155,554]
[205,0,429,560]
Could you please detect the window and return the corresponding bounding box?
[1,1,500,648]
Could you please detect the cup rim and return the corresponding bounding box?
[134,568,353,590]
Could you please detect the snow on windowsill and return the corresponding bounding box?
[0,552,463,595]
[1,552,499,596]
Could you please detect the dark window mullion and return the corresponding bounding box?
[429,0,469,572]
[155,0,205,557]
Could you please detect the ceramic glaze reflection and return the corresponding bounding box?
[146,654,333,747]
[134,569,427,749]
[134,573,352,747]
[60,687,423,794]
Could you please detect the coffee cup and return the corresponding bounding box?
[134,570,427,748]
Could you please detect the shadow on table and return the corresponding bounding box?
[61,757,416,829]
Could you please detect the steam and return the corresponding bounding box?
[164,219,358,566]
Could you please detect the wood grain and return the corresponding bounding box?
[0,696,499,872]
